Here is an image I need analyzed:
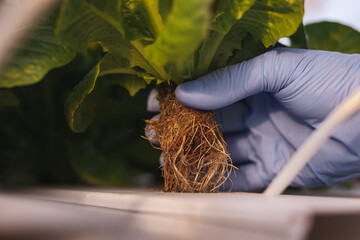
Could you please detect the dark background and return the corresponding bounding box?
[0,53,162,189]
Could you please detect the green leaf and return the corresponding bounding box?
[0,91,20,107]
[207,24,247,72]
[101,74,147,96]
[56,0,160,47]
[211,0,255,34]
[227,34,267,65]
[121,0,164,38]
[99,52,160,81]
[56,0,155,44]
[136,71,161,84]
[158,0,173,23]
[237,0,303,47]
[56,0,168,80]
[100,53,137,75]
[56,0,128,52]
[192,31,225,78]
[0,24,76,88]
[99,53,160,89]
[305,22,360,53]
[289,22,308,49]
[192,0,302,78]
[144,0,211,65]
[64,62,101,133]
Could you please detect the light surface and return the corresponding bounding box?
[304,0,360,31]
[2,188,359,240]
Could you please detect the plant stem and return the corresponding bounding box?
[139,2,171,82]
[196,31,225,77]
[174,60,183,83]
[76,1,169,81]
[98,69,137,77]
[130,40,169,81]
[143,0,164,38]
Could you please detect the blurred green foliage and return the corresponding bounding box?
[0,53,161,188]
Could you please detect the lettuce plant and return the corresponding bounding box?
[1,0,360,190]
[0,0,308,190]
[0,0,304,132]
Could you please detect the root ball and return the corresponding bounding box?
[146,85,233,192]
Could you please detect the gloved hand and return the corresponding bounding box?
[174,47,360,192]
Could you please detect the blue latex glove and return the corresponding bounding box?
[175,47,360,192]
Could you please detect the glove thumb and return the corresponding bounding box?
[175,54,266,110]
[175,47,308,110]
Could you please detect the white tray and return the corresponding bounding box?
[1,188,360,240]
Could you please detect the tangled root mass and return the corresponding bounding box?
[146,85,233,192]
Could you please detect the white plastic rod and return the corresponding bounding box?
[0,0,58,68]
[264,88,360,196]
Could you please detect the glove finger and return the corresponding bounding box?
[223,132,252,164]
[159,152,164,167]
[145,114,160,145]
[216,101,249,134]
[175,53,267,110]
[175,48,323,110]
[147,89,160,112]
[222,162,267,192]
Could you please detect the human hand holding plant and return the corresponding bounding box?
[2,0,360,191]
[171,47,360,191]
